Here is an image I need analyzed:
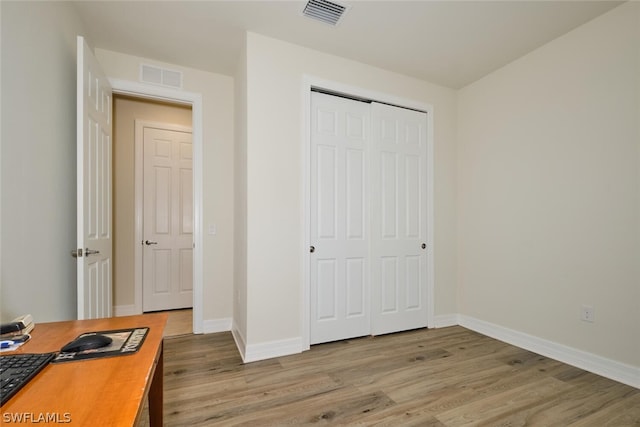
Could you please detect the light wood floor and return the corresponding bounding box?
[163,309,193,337]
[140,326,639,426]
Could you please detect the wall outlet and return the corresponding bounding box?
[581,305,595,323]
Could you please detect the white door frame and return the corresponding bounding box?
[110,78,204,334]
[301,75,435,350]
[135,120,193,312]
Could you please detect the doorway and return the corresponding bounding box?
[112,95,193,324]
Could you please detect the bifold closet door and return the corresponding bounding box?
[310,92,371,345]
[370,102,428,336]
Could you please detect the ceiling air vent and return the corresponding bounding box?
[302,0,349,26]
[140,64,183,89]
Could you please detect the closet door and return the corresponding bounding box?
[370,102,428,335]
[310,92,371,344]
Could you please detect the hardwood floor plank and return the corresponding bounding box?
[485,381,640,426]
[434,377,573,426]
[229,388,396,426]
[568,391,640,426]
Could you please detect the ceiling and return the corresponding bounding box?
[73,0,623,89]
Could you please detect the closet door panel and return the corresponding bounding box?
[310,92,371,345]
[371,102,428,336]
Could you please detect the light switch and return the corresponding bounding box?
[208,224,217,235]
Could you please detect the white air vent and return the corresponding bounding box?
[140,64,183,89]
[302,0,349,26]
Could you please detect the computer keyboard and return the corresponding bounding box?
[0,352,56,406]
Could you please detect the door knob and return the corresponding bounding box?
[84,248,100,256]
[70,248,83,258]
[421,243,426,249]
[310,245,315,253]
[145,240,158,246]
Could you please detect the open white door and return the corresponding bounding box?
[75,36,113,319]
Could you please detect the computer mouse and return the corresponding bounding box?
[61,334,113,353]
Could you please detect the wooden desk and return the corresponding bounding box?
[0,313,167,426]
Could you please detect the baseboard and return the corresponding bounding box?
[243,337,303,363]
[202,317,232,334]
[231,322,247,362]
[114,305,138,317]
[433,313,459,328]
[458,315,640,390]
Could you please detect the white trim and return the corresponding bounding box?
[300,80,312,351]
[300,75,435,348]
[425,106,435,329]
[134,120,192,315]
[202,317,233,334]
[231,322,247,361]
[243,337,303,363]
[109,78,204,334]
[433,313,459,328]
[231,321,302,363]
[459,315,640,390]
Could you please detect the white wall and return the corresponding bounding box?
[0,2,86,322]
[239,33,458,352]
[457,2,640,367]
[95,49,235,324]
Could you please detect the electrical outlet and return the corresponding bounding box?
[581,305,595,323]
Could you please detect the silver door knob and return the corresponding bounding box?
[145,240,158,246]
[85,248,100,256]
[70,248,83,258]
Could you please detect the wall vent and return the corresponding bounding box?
[140,64,183,89]
[302,0,349,26]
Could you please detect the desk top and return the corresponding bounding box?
[0,313,167,426]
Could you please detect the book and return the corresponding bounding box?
[0,314,34,337]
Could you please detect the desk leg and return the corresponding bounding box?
[149,340,164,426]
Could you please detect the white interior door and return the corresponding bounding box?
[370,102,428,335]
[76,36,113,319]
[310,92,371,344]
[142,126,193,312]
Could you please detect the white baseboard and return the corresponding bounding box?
[230,321,303,363]
[202,317,232,334]
[243,337,303,363]
[231,323,247,362]
[115,305,230,335]
[433,313,459,328]
[114,305,138,317]
[458,315,640,390]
